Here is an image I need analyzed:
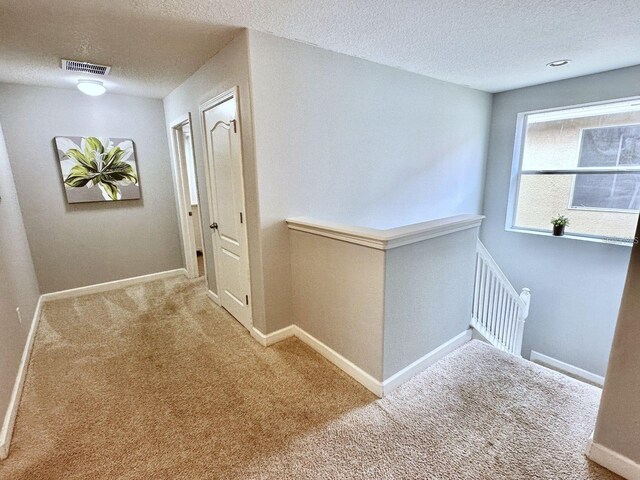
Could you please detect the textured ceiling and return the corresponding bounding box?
[0,1,238,98]
[1,0,639,98]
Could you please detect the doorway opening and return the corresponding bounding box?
[169,114,206,279]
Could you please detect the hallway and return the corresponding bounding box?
[0,277,618,479]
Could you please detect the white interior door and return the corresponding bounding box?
[202,89,252,329]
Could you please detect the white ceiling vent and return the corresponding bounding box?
[61,59,111,76]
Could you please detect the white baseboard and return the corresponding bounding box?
[206,289,220,306]
[248,325,470,399]
[382,329,473,395]
[41,268,187,302]
[249,324,380,395]
[292,326,383,397]
[0,296,44,460]
[248,324,380,395]
[530,350,605,387]
[250,325,295,346]
[588,440,640,480]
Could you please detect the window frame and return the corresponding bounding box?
[505,96,640,247]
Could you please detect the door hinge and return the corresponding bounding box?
[240,212,243,224]
[231,119,237,133]
[245,295,249,305]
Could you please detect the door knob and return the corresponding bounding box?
[210,222,218,230]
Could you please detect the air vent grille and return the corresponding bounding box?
[61,59,111,76]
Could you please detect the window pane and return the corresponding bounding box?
[515,174,639,241]
[521,112,640,171]
[578,125,640,167]
[572,173,640,210]
[569,124,640,211]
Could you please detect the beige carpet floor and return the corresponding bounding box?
[0,276,620,479]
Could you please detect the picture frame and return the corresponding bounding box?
[55,136,141,203]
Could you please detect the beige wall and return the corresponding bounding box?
[0,84,183,293]
[592,216,640,467]
[289,221,479,383]
[163,31,267,333]
[164,29,492,336]
[247,30,492,333]
[383,227,478,377]
[516,111,640,239]
[0,122,40,446]
[290,230,386,379]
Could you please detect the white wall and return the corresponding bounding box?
[481,65,640,376]
[163,31,267,332]
[0,84,183,293]
[0,121,40,440]
[247,30,493,333]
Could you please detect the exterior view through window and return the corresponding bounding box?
[508,98,640,244]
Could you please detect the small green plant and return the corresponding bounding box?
[551,215,570,227]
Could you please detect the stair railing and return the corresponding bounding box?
[471,240,531,356]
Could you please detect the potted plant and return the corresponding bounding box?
[551,215,569,236]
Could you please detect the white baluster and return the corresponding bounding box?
[509,300,518,354]
[488,274,497,337]
[498,287,507,350]
[481,264,490,331]
[473,254,481,322]
[508,299,516,352]
[495,285,504,349]
[471,241,531,356]
[477,261,485,330]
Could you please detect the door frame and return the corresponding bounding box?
[168,113,206,280]
[199,86,253,326]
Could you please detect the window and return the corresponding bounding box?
[507,98,640,245]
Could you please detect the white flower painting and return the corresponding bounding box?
[55,136,141,203]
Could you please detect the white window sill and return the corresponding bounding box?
[506,227,635,247]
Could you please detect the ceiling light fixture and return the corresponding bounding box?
[77,79,106,96]
[546,59,571,68]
